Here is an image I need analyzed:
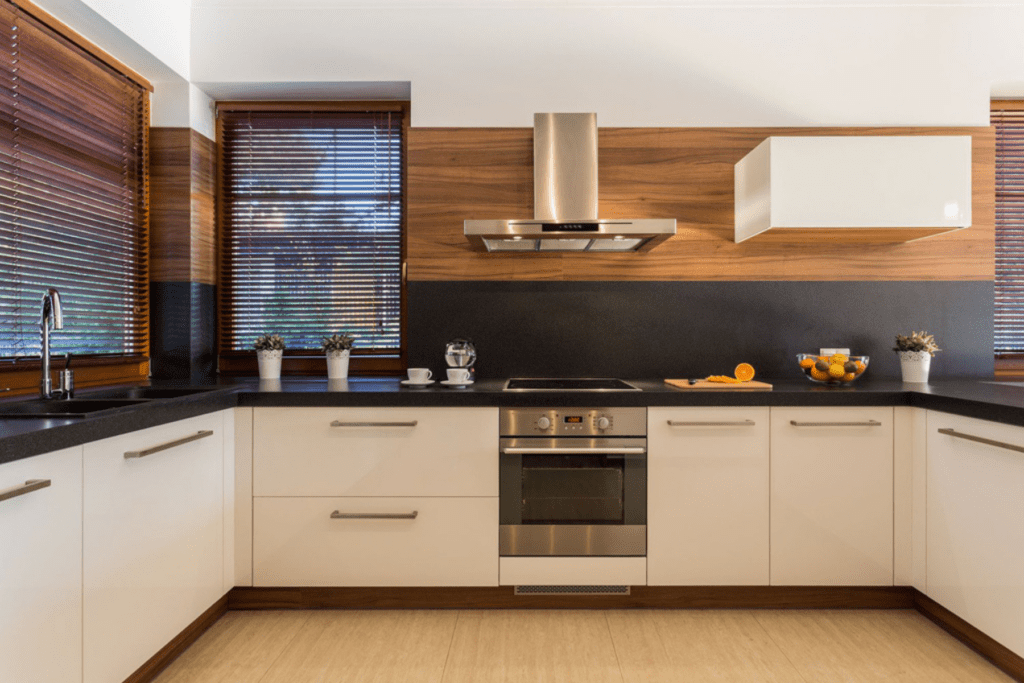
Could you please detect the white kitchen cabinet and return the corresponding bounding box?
[253,496,498,587]
[927,411,1024,658]
[647,407,770,585]
[0,446,82,683]
[253,407,498,497]
[770,407,894,586]
[83,411,226,683]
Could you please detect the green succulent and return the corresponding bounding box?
[321,333,355,352]
[253,334,285,351]
[894,331,940,356]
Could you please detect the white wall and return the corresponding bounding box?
[78,0,190,80]
[190,3,1024,127]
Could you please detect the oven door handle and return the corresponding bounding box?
[501,447,646,455]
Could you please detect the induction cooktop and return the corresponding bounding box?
[502,378,641,392]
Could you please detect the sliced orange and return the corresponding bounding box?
[734,363,756,382]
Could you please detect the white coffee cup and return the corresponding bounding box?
[407,368,432,382]
[447,368,471,383]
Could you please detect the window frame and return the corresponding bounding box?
[214,101,409,377]
[992,99,1024,379]
[0,0,152,395]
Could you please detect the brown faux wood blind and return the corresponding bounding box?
[993,103,1024,355]
[0,1,148,360]
[218,108,404,366]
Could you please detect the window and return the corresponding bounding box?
[0,0,150,389]
[992,102,1024,374]
[217,104,406,375]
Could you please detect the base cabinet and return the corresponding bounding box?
[0,447,83,683]
[647,407,770,585]
[253,497,499,586]
[83,412,225,683]
[927,411,1024,658]
[770,407,894,586]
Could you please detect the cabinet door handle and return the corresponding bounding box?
[937,428,1024,455]
[501,447,647,455]
[330,510,419,520]
[667,420,756,427]
[330,420,418,428]
[0,478,51,503]
[124,430,215,459]
[789,420,882,427]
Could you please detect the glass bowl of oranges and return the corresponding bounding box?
[797,353,869,385]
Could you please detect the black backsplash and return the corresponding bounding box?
[408,281,994,380]
[151,282,216,383]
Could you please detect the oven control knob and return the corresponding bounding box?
[596,416,611,430]
[536,416,552,430]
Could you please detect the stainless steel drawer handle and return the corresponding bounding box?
[330,421,418,428]
[0,479,51,503]
[937,428,1024,455]
[501,447,647,455]
[330,510,419,520]
[667,420,756,427]
[124,430,215,459]
[789,420,882,427]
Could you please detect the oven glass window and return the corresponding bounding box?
[520,455,625,524]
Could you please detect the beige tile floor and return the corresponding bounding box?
[154,609,1014,683]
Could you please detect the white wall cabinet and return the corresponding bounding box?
[927,411,1024,658]
[0,446,83,683]
[83,411,226,683]
[770,407,894,586]
[647,407,770,585]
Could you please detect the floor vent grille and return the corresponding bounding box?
[514,585,631,596]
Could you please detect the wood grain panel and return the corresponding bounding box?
[150,129,217,285]
[408,126,994,281]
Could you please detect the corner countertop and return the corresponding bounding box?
[1,377,1022,466]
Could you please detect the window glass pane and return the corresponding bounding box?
[993,104,1024,354]
[0,2,147,359]
[219,110,403,353]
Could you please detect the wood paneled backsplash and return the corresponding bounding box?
[407,126,994,281]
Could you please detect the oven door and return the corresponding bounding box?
[499,437,646,557]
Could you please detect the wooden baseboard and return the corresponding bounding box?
[227,585,915,611]
[122,592,230,683]
[913,590,1024,683]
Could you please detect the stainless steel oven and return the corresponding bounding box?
[499,407,646,557]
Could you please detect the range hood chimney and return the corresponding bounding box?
[465,113,676,252]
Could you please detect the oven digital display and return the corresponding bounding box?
[564,416,584,424]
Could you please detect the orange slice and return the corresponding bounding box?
[734,363,755,382]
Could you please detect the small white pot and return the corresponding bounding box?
[257,349,283,380]
[898,350,932,383]
[326,349,350,379]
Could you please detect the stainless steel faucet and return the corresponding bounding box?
[40,288,65,399]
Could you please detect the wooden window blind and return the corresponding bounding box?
[218,106,406,374]
[0,1,149,369]
[993,102,1024,360]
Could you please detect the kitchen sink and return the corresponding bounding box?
[85,386,222,400]
[0,398,151,419]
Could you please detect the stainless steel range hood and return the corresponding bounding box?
[464,113,676,252]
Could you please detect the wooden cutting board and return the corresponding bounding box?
[665,379,773,391]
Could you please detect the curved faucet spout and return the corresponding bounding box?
[40,288,65,399]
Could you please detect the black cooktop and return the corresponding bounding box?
[503,378,641,392]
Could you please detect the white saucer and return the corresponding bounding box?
[440,379,474,388]
[400,379,435,386]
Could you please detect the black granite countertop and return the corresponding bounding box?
[1,377,1022,466]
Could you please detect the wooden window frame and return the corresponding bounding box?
[215,101,409,377]
[0,0,152,396]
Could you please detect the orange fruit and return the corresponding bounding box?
[706,375,742,383]
[829,353,849,365]
[854,361,866,374]
[828,364,846,379]
[734,363,755,382]
[843,372,856,381]
[799,357,815,369]
[810,367,830,381]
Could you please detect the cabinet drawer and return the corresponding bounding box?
[770,407,894,586]
[253,407,497,497]
[253,496,499,587]
[647,407,769,586]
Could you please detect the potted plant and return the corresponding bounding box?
[322,333,355,379]
[254,334,285,379]
[894,331,940,383]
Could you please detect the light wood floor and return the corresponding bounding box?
[154,609,1013,683]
